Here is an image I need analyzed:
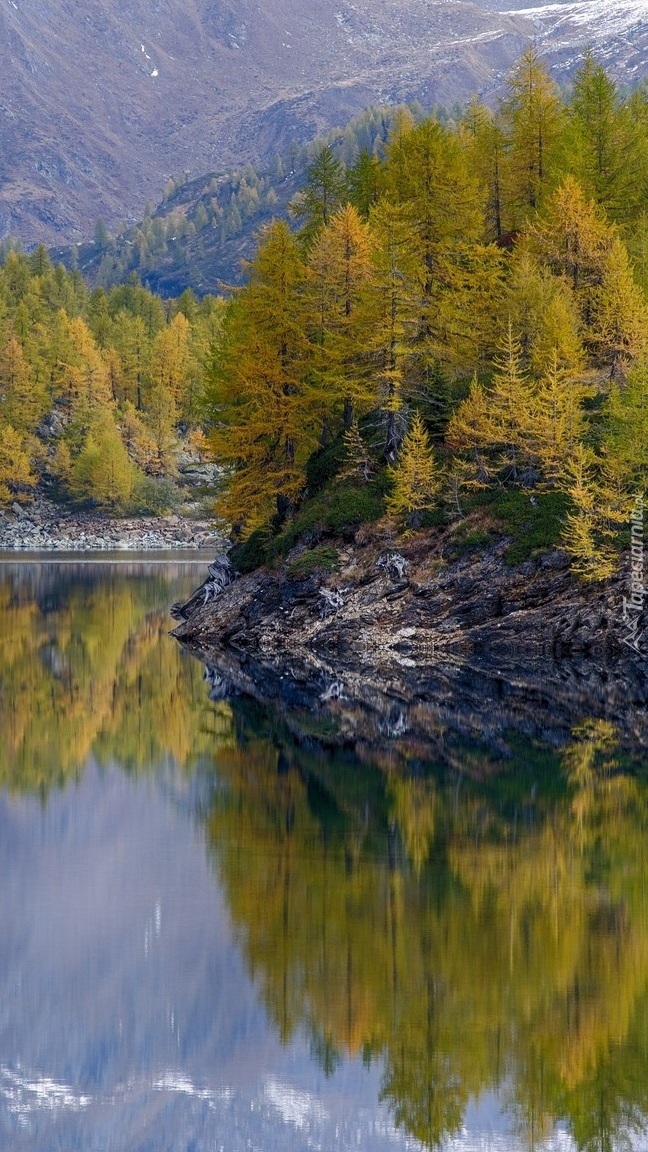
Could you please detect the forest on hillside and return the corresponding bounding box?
[1,49,647,580]
[0,259,223,515]
[206,49,648,580]
[46,102,434,296]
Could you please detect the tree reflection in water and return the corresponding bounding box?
[206,705,648,1151]
[0,561,228,792]
[2,563,648,1150]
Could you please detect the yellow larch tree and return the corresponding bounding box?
[527,354,592,484]
[148,311,196,416]
[499,48,566,221]
[366,199,421,460]
[207,221,313,532]
[486,322,537,482]
[505,251,585,376]
[56,315,113,433]
[591,236,648,378]
[69,410,135,511]
[387,411,442,529]
[0,422,36,504]
[0,330,47,434]
[144,385,178,477]
[523,176,613,329]
[306,204,374,431]
[560,444,618,580]
[339,418,374,483]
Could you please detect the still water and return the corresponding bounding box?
[1,559,648,1152]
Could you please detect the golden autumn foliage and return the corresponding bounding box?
[387,412,442,527]
[206,55,647,579]
[0,421,36,504]
[203,710,648,1150]
[0,254,221,512]
[0,49,644,572]
[0,567,222,791]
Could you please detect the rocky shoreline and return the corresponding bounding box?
[172,527,648,760]
[0,497,222,552]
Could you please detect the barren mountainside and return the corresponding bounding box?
[1,0,647,245]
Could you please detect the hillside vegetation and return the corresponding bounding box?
[0,254,224,514]
[206,50,648,581]
[5,0,627,247]
[48,104,432,296]
[1,49,647,584]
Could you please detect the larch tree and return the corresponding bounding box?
[306,204,374,431]
[626,210,648,299]
[446,325,537,488]
[56,315,113,434]
[148,312,194,415]
[505,251,585,376]
[0,422,36,504]
[568,51,642,222]
[111,312,151,410]
[601,359,648,497]
[488,322,537,482]
[387,411,442,529]
[560,444,618,581]
[290,146,346,250]
[461,96,507,240]
[365,199,421,460]
[527,354,592,485]
[119,401,158,474]
[383,119,485,374]
[69,410,134,511]
[591,236,648,378]
[445,376,498,489]
[339,419,374,483]
[145,384,178,477]
[207,221,313,532]
[0,330,47,434]
[388,104,416,147]
[99,348,122,409]
[346,151,382,219]
[523,176,615,332]
[500,48,566,222]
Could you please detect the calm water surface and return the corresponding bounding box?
[1,560,648,1152]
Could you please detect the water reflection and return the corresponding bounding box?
[0,559,228,791]
[206,703,648,1151]
[1,563,648,1151]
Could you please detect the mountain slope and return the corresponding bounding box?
[1,0,647,247]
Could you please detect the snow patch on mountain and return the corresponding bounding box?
[508,0,648,41]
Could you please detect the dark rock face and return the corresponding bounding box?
[172,536,648,761]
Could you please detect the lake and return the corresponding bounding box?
[1,558,648,1152]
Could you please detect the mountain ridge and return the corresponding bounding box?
[1,0,647,247]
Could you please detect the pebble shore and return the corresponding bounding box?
[0,498,223,552]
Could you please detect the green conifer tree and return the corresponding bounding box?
[69,412,134,511]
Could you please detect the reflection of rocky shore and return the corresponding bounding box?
[173,537,648,759]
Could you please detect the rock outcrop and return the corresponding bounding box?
[172,529,648,761]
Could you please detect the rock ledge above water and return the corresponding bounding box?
[172,530,648,759]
